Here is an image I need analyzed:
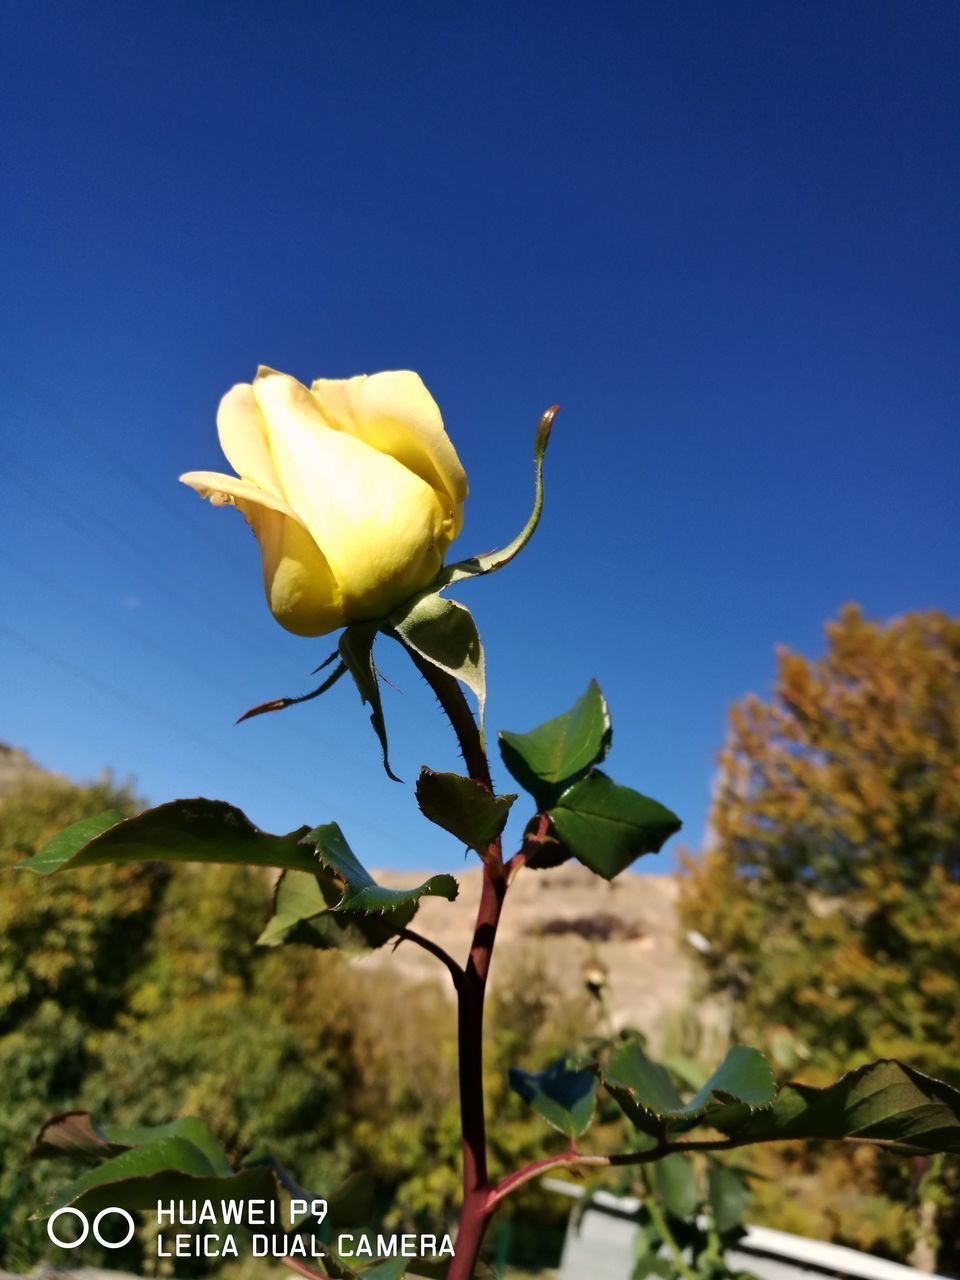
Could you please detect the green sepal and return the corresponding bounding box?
[498,679,611,810]
[436,405,557,589]
[17,799,318,878]
[390,592,486,728]
[709,1058,960,1155]
[340,623,399,781]
[304,822,458,915]
[415,769,515,852]
[508,1057,598,1138]
[549,771,681,880]
[257,870,416,949]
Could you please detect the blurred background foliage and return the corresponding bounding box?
[679,605,960,1271]
[2,605,959,1275]
[0,772,597,1274]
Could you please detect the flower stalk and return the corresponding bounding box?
[410,656,505,1279]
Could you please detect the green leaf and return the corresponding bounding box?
[653,1153,699,1220]
[18,799,318,878]
[390,593,486,726]
[325,1172,378,1231]
[498,680,612,809]
[28,1112,125,1162]
[18,810,125,873]
[240,1152,373,1238]
[257,870,415,949]
[508,1058,598,1137]
[28,1111,230,1175]
[605,1042,686,1123]
[37,1139,277,1217]
[305,822,458,915]
[604,1043,775,1134]
[340,624,399,781]
[100,1118,232,1175]
[633,1253,673,1280]
[711,1059,960,1155]
[707,1164,749,1235]
[437,405,557,589]
[415,769,515,852]
[358,1261,409,1280]
[323,1256,362,1280]
[549,771,681,880]
[257,867,340,944]
[688,1046,777,1112]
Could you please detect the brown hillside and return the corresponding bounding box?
[366,863,718,1053]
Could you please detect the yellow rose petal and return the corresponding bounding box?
[253,508,345,637]
[180,469,343,636]
[216,383,285,498]
[253,372,450,619]
[179,470,299,522]
[310,370,468,514]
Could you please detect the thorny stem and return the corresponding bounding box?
[408,651,493,792]
[409,654,505,1280]
[407,655,748,1278]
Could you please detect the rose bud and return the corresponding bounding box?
[181,367,467,636]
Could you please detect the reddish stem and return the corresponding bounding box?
[447,856,506,1280]
[407,650,493,792]
[408,655,505,1280]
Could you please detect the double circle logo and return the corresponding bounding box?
[47,1206,135,1249]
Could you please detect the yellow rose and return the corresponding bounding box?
[180,367,467,637]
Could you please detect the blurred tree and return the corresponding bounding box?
[0,772,156,1270]
[0,771,597,1272]
[679,605,960,1269]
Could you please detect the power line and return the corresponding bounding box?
[0,621,411,854]
[0,364,248,569]
[5,554,264,707]
[3,552,370,771]
[2,374,432,858]
[6,444,309,680]
[0,621,316,806]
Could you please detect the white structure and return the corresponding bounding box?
[545,1180,951,1280]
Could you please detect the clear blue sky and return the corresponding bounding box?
[3,1,958,873]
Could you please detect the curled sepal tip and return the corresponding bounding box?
[236,660,347,724]
[437,403,558,590]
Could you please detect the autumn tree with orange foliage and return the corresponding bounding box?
[680,605,960,1268]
